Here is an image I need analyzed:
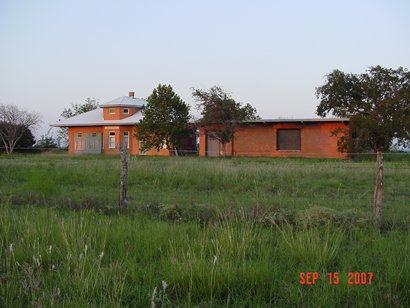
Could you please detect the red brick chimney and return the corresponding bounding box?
[128,91,135,97]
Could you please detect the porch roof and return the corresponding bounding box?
[50,109,143,127]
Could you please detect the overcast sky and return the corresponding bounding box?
[0,0,409,138]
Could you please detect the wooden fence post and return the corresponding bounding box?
[373,150,383,229]
[119,144,129,209]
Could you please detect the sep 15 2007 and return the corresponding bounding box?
[300,272,374,285]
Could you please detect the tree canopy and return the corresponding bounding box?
[0,104,41,154]
[35,135,58,149]
[192,86,258,157]
[137,84,191,154]
[316,66,410,152]
[61,97,99,118]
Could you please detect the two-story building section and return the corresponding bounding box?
[51,92,169,155]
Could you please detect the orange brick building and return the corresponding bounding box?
[198,119,349,158]
[51,92,170,155]
[52,92,348,158]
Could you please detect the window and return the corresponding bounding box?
[123,108,129,114]
[277,129,301,150]
[91,132,97,137]
[75,140,85,151]
[77,133,82,137]
[109,108,115,114]
[89,140,99,150]
[123,131,129,149]
[109,132,115,148]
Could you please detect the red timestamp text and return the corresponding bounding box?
[299,272,374,285]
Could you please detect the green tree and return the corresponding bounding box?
[17,126,36,149]
[137,84,190,154]
[35,135,58,149]
[316,66,410,153]
[192,86,259,157]
[57,98,99,147]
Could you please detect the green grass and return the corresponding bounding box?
[0,154,409,306]
[0,205,408,307]
[0,154,409,221]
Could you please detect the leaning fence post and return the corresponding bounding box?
[119,143,129,209]
[373,150,383,229]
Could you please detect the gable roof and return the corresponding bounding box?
[50,108,143,127]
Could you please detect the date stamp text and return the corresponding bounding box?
[299,272,374,285]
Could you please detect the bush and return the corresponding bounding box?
[296,206,371,228]
[159,205,183,221]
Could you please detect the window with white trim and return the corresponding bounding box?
[109,108,115,114]
[123,108,129,114]
[123,131,129,149]
[109,132,116,148]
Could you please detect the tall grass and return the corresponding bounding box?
[0,154,409,306]
[0,204,408,306]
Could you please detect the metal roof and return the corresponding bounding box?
[243,117,349,123]
[50,109,143,127]
[100,96,147,108]
[194,117,349,125]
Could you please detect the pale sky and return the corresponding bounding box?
[0,0,409,138]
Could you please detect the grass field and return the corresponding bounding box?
[0,154,409,306]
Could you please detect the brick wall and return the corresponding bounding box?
[68,126,169,155]
[199,121,348,158]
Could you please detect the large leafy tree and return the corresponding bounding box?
[57,98,99,147]
[192,86,259,157]
[0,104,41,154]
[16,126,36,149]
[137,84,190,154]
[316,66,410,153]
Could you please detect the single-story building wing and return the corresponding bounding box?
[198,118,349,158]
